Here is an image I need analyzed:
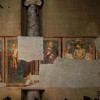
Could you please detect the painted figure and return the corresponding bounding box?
[9,42,18,68]
[64,45,73,59]
[43,41,57,64]
[9,42,18,80]
[85,44,94,60]
[73,42,86,59]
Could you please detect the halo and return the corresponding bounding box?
[10,42,17,48]
[47,41,54,47]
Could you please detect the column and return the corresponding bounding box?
[24,0,42,36]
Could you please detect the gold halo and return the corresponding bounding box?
[10,42,17,48]
[47,41,54,47]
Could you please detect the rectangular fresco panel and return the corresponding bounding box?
[0,38,4,82]
[62,38,96,60]
[40,38,61,64]
[5,37,39,86]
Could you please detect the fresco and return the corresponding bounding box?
[5,37,38,86]
[63,38,96,60]
[41,38,61,64]
[0,38,4,82]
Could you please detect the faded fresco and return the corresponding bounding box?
[5,37,38,85]
[0,38,4,82]
[63,38,96,60]
[41,38,61,64]
[5,37,25,85]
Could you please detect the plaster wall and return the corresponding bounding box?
[0,87,100,100]
[0,0,21,36]
[41,0,100,37]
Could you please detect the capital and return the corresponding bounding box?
[24,0,42,6]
